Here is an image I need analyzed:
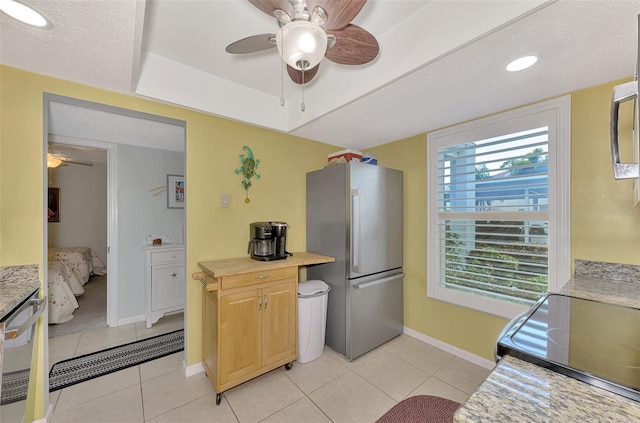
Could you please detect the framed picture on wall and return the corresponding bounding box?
[48,187,60,222]
[167,174,185,209]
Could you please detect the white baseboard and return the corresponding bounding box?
[403,326,496,370]
[185,361,204,378]
[117,314,145,326]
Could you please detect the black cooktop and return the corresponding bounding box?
[497,293,640,402]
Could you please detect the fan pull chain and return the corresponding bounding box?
[280,56,285,107]
[301,69,306,112]
[280,33,285,107]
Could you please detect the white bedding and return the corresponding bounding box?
[48,261,81,324]
[48,247,107,285]
[47,247,107,324]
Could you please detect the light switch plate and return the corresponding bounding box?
[220,193,230,208]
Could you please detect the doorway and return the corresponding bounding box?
[47,143,109,337]
[42,94,186,386]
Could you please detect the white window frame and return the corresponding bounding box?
[427,96,571,318]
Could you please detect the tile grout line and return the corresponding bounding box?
[137,365,146,423]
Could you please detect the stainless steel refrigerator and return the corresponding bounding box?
[306,161,404,360]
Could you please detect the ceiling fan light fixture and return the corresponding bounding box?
[276,21,327,71]
[47,154,62,168]
[0,0,52,28]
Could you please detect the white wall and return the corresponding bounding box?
[48,162,108,262]
[117,144,184,320]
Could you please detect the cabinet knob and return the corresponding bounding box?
[256,274,271,279]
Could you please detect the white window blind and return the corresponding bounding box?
[427,97,571,318]
[439,128,549,305]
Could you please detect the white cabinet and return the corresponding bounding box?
[144,244,185,328]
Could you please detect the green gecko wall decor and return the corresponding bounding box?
[234,146,261,203]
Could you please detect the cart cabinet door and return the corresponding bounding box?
[219,289,261,384]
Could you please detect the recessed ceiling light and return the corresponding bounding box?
[0,0,52,29]
[506,55,538,72]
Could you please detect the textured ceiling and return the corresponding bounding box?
[1,1,639,151]
[0,0,141,93]
[48,101,186,152]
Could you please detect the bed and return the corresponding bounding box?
[48,247,107,285]
[47,247,107,324]
[48,261,82,324]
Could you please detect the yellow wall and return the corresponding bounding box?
[3,64,640,420]
[571,80,640,263]
[370,78,640,361]
[184,108,339,370]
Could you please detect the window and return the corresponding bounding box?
[427,97,570,318]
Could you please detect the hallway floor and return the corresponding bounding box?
[48,312,185,368]
[47,316,492,423]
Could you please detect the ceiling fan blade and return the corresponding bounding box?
[287,64,320,84]
[226,34,276,54]
[307,0,367,30]
[65,159,93,166]
[325,24,379,65]
[248,0,294,19]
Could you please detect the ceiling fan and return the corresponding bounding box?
[47,152,93,168]
[225,0,379,85]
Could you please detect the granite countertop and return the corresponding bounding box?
[455,355,640,422]
[0,264,40,321]
[455,259,640,422]
[559,276,640,308]
[559,259,640,309]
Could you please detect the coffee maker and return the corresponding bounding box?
[248,221,291,261]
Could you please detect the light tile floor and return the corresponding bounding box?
[47,315,492,423]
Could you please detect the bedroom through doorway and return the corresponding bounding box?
[47,143,109,338]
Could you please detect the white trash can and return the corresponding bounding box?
[297,280,330,364]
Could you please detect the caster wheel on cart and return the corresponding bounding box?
[216,393,222,405]
[285,362,293,371]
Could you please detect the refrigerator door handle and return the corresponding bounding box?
[354,273,405,290]
[351,188,361,273]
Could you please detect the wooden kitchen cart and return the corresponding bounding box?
[194,252,334,405]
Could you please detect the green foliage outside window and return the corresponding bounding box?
[443,222,548,304]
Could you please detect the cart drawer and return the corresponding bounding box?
[221,267,297,290]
